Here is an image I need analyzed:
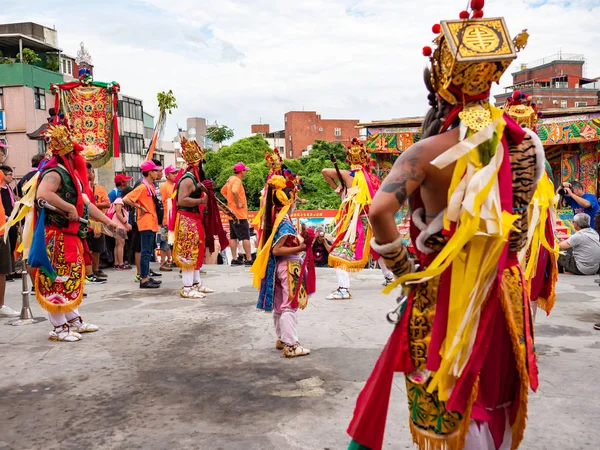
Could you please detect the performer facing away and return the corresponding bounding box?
[251,173,316,358]
[172,138,228,299]
[322,138,392,299]
[32,123,119,342]
[347,3,546,449]
[504,95,559,321]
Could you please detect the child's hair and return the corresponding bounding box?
[120,186,133,198]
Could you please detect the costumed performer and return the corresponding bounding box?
[504,92,559,321]
[250,173,316,357]
[171,137,228,299]
[347,3,545,449]
[27,122,119,342]
[321,138,393,300]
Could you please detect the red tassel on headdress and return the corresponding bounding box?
[459,10,470,19]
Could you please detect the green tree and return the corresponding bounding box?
[204,136,350,211]
[45,54,59,72]
[206,124,235,148]
[17,48,41,64]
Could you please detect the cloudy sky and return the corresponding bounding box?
[2,0,599,142]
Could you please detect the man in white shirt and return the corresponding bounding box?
[558,213,600,275]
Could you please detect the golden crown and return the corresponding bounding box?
[181,137,206,165]
[44,123,82,156]
[346,138,370,171]
[265,147,283,173]
[503,91,539,131]
[424,1,529,105]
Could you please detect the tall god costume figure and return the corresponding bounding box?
[347,1,551,449]
[325,138,392,299]
[171,137,228,299]
[8,122,118,342]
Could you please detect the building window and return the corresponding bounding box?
[34,88,46,110]
[118,98,144,120]
[289,135,292,142]
[575,101,588,107]
[119,132,145,155]
[0,87,3,110]
[289,150,293,158]
[334,127,342,137]
[37,140,46,154]
[561,100,568,108]
[319,127,324,132]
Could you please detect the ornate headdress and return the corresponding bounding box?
[424,0,529,107]
[268,170,303,206]
[180,137,206,166]
[265,147,283,173]
[346,137,370,171]
[44,123,84,156]
[503,90,539,131]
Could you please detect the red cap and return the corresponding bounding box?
[114,174,133,184]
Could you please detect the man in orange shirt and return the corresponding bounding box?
[159,164,177,271]
[0,170,17,317]
[124,160,163,289]
[221,162,252,266]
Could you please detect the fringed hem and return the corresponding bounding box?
[537,255,558,315]
[329,257,369,273]
[408,379,479,450]
[34,277,84,315]
[172,255,196,272]
[499,275,529,450]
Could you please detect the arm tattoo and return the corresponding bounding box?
[379,151,425,206]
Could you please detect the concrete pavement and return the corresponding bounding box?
[1,265,599,450]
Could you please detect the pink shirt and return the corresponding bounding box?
[113,198,129,230]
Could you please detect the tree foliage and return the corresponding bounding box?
[206,124,235,147]
[204,136,349,211]
[18,48,41,64]
[157,90,178,115]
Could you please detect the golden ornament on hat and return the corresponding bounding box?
[44,123,78,156]
[265,147,283,172]
[180,137,207,165]
[426,16,525,105]
[346,138,370,171]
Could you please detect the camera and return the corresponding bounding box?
[319,232,325,237]
[558,182,571,196]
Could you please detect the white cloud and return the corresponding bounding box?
[2,0,599,142]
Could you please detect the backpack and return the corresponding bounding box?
[106,203,116,220]
[152,191,164,225]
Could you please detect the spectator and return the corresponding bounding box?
[0,170,16,317]
[124,160,163,289]
[220,162,252,266]
[312,226,332,267]
[108,174,133,203]
[560,181,599,224]
[128,159,164,281]
[111,186,133,270]
[158,164,177,271]
[558,213,600,275]
[0,166,20,281]
[86,163,109,279]
[16,153,45,198]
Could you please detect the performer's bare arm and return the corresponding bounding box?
[82,194,120,228]
[321,168,353,192]
[37,172,79,222]
[369,144,427,244]
[178,178,204,208]
[272,236,306,256]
